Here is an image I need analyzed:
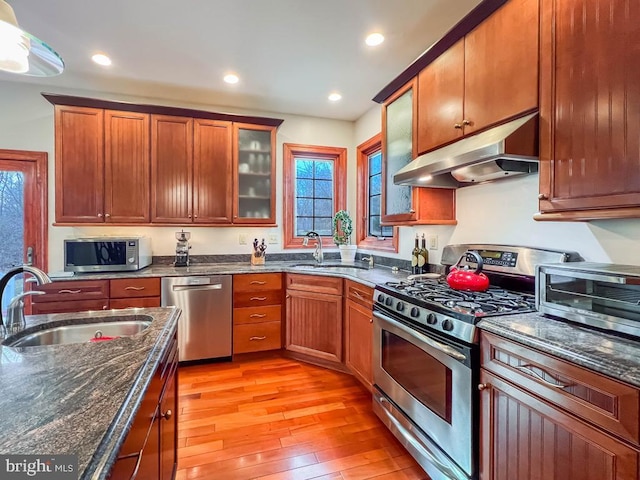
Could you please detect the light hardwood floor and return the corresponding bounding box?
[176,352,429,480]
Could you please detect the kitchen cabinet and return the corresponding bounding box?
[344,280,374,390]
[480,331,640,479]
[381,79,457,225]
[110,334,177,480]
[109,278,161,309]
[233,123,277,224]
[233,273,282,354]
[536,0,640,220]
[417,0,539,153]
[54,106,151,224]
[285,274,343,364]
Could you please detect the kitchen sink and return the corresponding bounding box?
[291,263,369,270]
[3,316,152,348]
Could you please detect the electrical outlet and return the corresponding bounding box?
[239,233,248,245]
[427,234,438,250]
[268,233,278,244]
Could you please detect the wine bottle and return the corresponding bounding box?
[419,234,429,274]
[411,234,420,275]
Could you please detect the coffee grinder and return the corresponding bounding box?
[174,230,191,267]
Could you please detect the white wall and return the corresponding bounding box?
[354,105,640,265]
[0,80,355,272]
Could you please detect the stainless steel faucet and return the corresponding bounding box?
[302,231,323,264]
[0,266,51,336]
[362,256,374,268]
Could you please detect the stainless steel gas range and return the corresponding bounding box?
[372,244,582,480]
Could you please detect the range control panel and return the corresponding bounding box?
[469,250,518,268]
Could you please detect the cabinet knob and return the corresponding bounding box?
[409,209,416,214]
[97,213,103,218]
[462,119,472,126]
[369,318,373,324]
[161,409,172,420]
[102,305,108,310]
[105,213,111,218]
[538,193,548,200]
[188,214,192,218]
[454,123,463,129]
[194,214,198,218]
[478,383,490,391]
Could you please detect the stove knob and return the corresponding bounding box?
[385,297,393,307]
[442,319,454,331]
[426,313,437,325]
[410,307,420,318]
[396,301,405,312]
[377,293,385,303]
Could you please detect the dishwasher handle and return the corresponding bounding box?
[172,283,224,292]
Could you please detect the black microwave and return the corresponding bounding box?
[64,237,152,273]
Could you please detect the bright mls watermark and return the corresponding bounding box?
[0,455,77,479]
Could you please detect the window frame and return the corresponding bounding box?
[283,143,347,249]
[356,134,399,253]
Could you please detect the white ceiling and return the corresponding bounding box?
[2,0,481,121]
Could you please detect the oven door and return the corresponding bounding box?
[373,309,475,480]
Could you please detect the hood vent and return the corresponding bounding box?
[393,112,539,188]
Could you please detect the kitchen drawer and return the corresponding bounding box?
[233,321,282,354]
[31,299,109,315]
[234,305,281,325]
[481,331,640,446]
[345,279,373,308]
[110,277,161,298]
[233,273,282,292]
[110,297,161,309]
[234,290,282,308]
[286,273,343,295]
[32,280,109,302]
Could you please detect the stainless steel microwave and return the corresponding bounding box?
[64,237,152,273]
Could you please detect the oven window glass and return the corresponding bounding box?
[545,273,640,321]
[66,242,127,266]
[382,331,452,422]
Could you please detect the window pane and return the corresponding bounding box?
[294,157,335,237]
[315,180,333,199]
[315,161,333,180]
[370,215,382,237]
[315,218,332,236]
[296,198,313,217]
[297,217,312,235]
[370,195,381,216]
[382,225,394,237]
[369,151,382,175]
[370,173,381,196]
[296,179,314,197]
[314,199,333,217]
[366,148,392,239]
[296,159,315,179]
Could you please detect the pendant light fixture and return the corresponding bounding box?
[0,0,63,76]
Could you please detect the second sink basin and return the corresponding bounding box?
[4,316,152,348]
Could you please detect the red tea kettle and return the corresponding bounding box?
[446,250,490,292]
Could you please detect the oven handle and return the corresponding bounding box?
[373,311,466,362]
[377,395,467,480]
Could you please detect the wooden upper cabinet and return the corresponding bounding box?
[54,105,104,223]
[151,115,193,223]
[417,39,465,153]
[381,80,457,226]
[537,0,640,220]
[193,119,233,223]
[463,0,539,135]
[416,0,539,154]
[104,110,150,223]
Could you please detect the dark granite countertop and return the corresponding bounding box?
[0,307,180,480]
[48,260,413,288]
[478,313,640,388]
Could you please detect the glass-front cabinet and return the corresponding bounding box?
[233,123,277,224]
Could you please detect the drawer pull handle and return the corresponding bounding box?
[514,364,572,389]
[124,286,145,291]
[58,289,82,294]
[353,291,364,300]
[250,336,267,341]
[250,281,267,285]
[250,313,267,318]
[250,296,267,301]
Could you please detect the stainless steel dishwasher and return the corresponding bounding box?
[161,275,232,362]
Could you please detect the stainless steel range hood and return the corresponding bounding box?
[393,112,539,188]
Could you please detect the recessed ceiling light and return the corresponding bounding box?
[418,175,433,182]
[365,33,385,47]
[328,92,342,102]
[91,53,112,66]
[224,73,239,84]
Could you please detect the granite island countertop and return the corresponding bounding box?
[479,313,640,389]
[0,307,180,480]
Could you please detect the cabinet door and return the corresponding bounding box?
[381,80,417,223]
[285,289,343,363]
[233,123,276,224]
[159,358,177,480]
[193,119,233,223]
[345,298,373,390]
[151,115,193,223]
[104,110,150,223]
[480,370,640,480]
[54,105,104,223]
[464,0,539,135]
[417,39,465,153]
[538,0,640,218]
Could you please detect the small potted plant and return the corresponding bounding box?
[333,210,356,263]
